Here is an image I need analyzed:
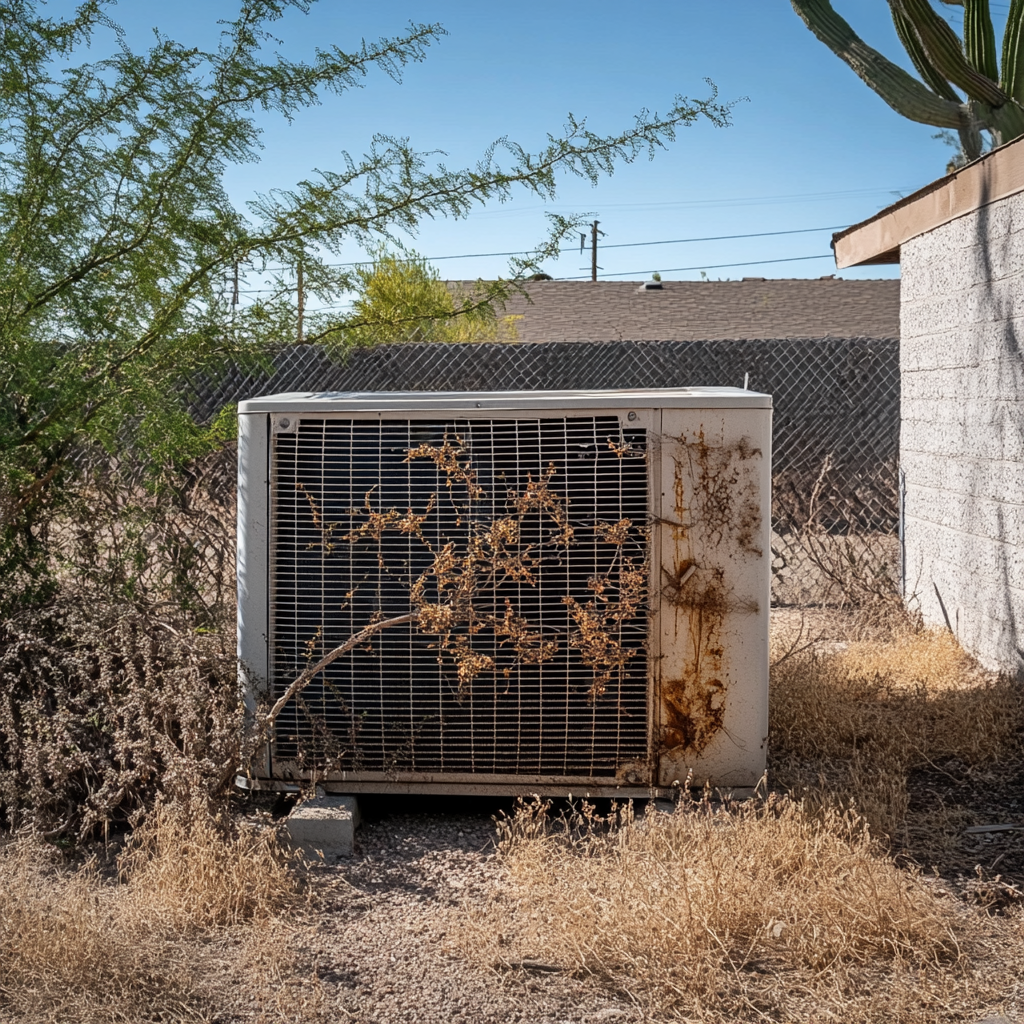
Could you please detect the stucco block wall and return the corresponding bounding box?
[900,191,1024,677]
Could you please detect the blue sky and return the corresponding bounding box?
[56,1,1007,283]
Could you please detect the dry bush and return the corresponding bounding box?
[60,444,237,627]
[0,598,243,841]
[475,796,1016,1022]
[0,809,301,1023]
[771,455,901,610]
[118,802,300,932]
[770,627,1024,838]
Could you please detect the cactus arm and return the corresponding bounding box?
[973,98,1024,143]
[894,0,1007,105]
[891,7,961,100]
[1002,0,1024,102]
[964,0,999,81]
[791,0,965,127]
[958,113,984,161]
[891,6,985,158]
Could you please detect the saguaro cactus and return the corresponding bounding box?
[792,0,1024,162]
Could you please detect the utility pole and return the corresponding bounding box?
[590,220,604,282]
[296,258,305,345]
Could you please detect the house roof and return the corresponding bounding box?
[462,278,900,342]
[833,132,1024,268]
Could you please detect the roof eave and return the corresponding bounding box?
[832,132,1024,269]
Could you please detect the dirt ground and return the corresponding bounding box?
[254,609,1024,1023]
[4,609,1021,1024]
[251,795,645,1024]
[901,758,1024,887]
[248,766,1023,1024]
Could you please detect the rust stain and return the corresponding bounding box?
[660,567,728,755]
[658,430,763,757]
[614,758,651,786]
[661,675,725,754]
[683,430,763,556]
[734,497,763,557]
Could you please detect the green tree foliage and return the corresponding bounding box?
[791,0,1024,163]
[346,249,521,346]
[0,0,732,601]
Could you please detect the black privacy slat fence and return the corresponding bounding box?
[192,337,900,608]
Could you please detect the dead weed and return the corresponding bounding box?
[770,625,1024,840]
[0,806,312,1023]
[471,794,1020,1022]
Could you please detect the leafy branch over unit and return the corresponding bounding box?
[791,0,1024,163]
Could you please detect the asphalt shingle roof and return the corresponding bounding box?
[462,278,900,342]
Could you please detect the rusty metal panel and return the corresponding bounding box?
[655,407,771,789]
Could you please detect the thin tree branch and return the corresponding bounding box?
[266,612,417,726]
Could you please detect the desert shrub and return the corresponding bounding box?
[0,422,247,841]
[474,795,1012,1023]
[58,442,238,625]
[771,453,902,611]
[0,597,242,841]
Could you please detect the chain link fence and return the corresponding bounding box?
[188,338,900,608]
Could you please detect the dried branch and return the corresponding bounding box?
[265,612,417,726]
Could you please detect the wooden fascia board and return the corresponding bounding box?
[833,134,1024,269]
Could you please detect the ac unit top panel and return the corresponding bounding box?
[237,387,772,415]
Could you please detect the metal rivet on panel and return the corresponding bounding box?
[627,411,638,421]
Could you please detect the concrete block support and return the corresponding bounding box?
[286,794,361,858]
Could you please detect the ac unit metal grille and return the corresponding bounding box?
[269,416,649,777]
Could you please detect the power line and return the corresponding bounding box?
[255,223,850,275]
[557,253,836,281]
[601,224,847,252]
[230,252,842,306]
[464,184,923,219]
[250,179,926,273]
[232,239,843,295]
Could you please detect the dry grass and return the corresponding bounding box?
[475,795,1020,1023]
[0,806,308,1023]
[0,843,205,1022]
[4,613,1023,1023]
[464,620,1024,1022]
[118,803,298,931]
[770,626,1024,839]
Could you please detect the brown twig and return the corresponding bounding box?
[265,613,418,726]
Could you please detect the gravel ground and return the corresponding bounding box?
[270,796,639,1024]
[254,785,1023,1024]
[229,611,1024,1022]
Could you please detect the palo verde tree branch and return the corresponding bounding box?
[0,0,730,600]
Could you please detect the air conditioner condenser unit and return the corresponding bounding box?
[237,388,771,797]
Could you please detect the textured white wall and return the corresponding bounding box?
[900,191,1024,677]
